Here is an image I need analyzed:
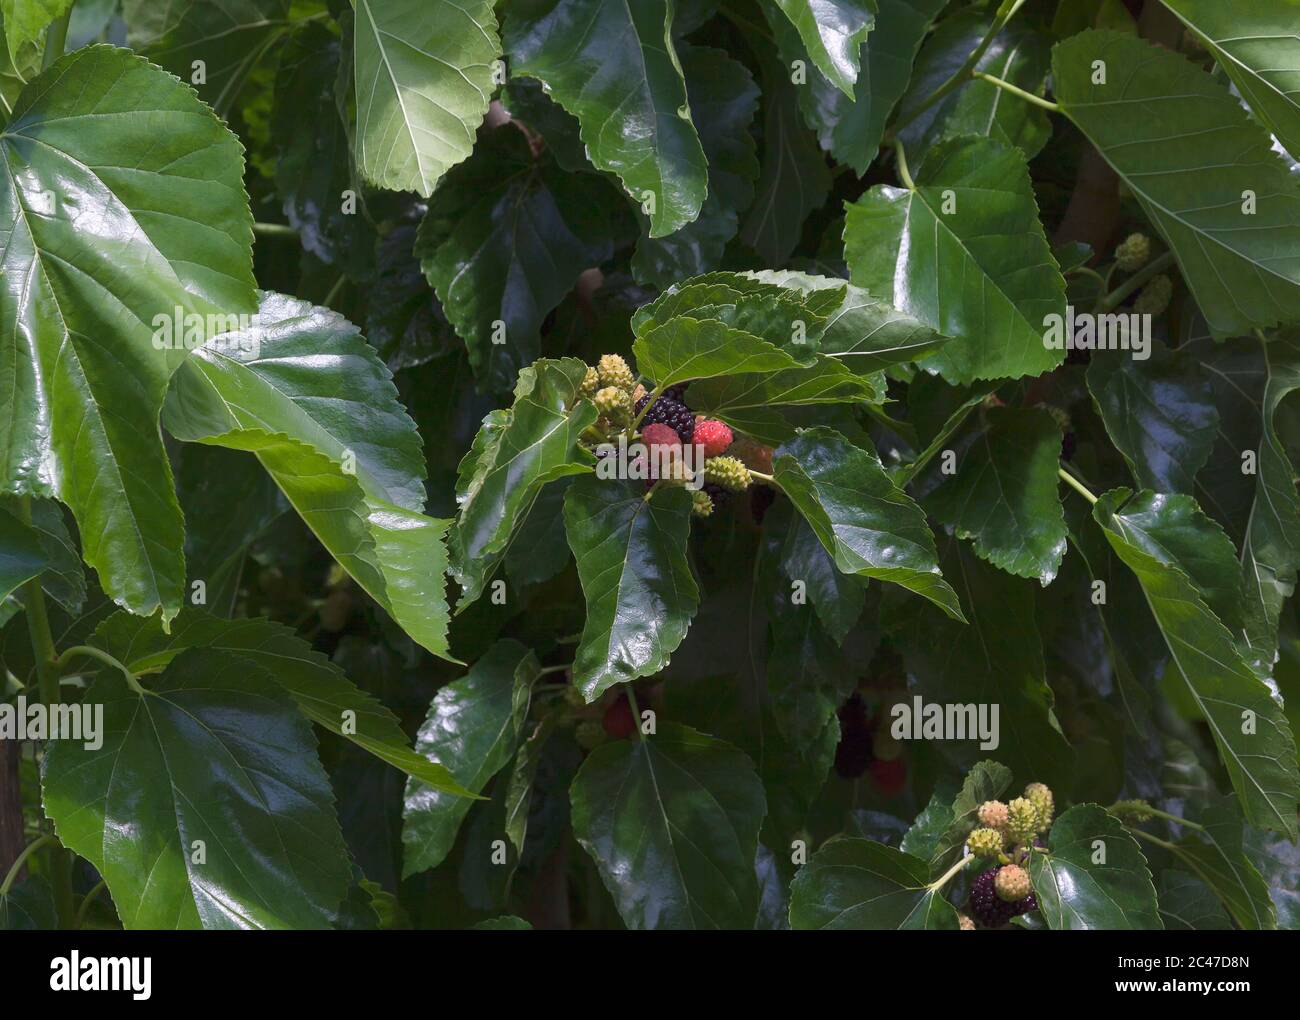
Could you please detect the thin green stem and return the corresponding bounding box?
[41,9,72,70]
[971,71,1061,112]
[252,221,299,240]
[1068,264,1109,292]
[927,852,973,891]
[56,645,147,696]
[1097,251,1176,312]
[537,663,571,677]
[893,139,916,191]
[1128,827,1180,854]
[322,273,346,308]
[1057,467,1098,506]
[1110,803,1204,831]
[0,834,53,896]
[749,470,776,486]
[625,687,646,743]
[73,880,107,930]
[889,0,1028,136]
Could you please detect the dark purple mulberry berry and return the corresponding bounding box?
[702,482,732,509]
[750,485,776,524]
[969,866,1038,928]
[833,693,873,779]
[635,393,695,442]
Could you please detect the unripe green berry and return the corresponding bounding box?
[1134,274,1173,316]
[977,799,1009,831]
[703,455,751,492]
[580,366,600,398]
[1114,232,1151,272]
[967,827,1005,859]
[691,488,714,518]
[594,385,631,418]
[1007,797,1039,843]
[994,864,1032,903]
[1111,798,1154,823]
[1025,782,1054,831]
[958,913,975,931]
[597,354,636,393]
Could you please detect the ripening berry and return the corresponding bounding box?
[958,913,976,931]
[969,866,1037,927]
[594,386,630,418]
[967,827,1005,859]
[641,423,681,451]
[580,365,600,398]
[977,800,1009,831]
[603,696,637,739]
[1007,797,1040,843]
[1024,782,1054,831]
[1134,274,1173,316]
[1114,232,1151,272]
[994,864,1032,903]
[703,455,751,492]
[597,354,636,392]
[693,418,734,457]
[690,488,713,518]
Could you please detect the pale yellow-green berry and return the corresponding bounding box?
[597,354,636,393]
[1114,232,1151,272]
[703,455,751,492]
[1024,782,1054,832]
[967,827,1005,859]
[994,864,1031,903]
[594,385,630,418]
[958,913,976,931]
[1111,799,1154,823]
[580,365,600,398]
[977,799,1009,831]
[575,720,608,751]
[1134,274,1173,316]
[690,489,714,518]
[1007,797,1039,844]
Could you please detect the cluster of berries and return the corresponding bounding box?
[960,782,1054,929]
[831,644,909,795]
[1113,231,1172,316]
[578,354,767,517]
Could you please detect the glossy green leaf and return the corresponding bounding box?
[417,128,620,392]
[0,502,44,603]
[925,407,1067,585]
[0,46,256,622]
[449,358,596,606]
[773,427,964,620]
[775,499,865,645]
[1053,31,1300,337]
[353,0,500,197]
[570,723,765,929]
[912,759,1013,869]
[1157,871,1232,930]
[504,0,707,237]
[564,478,698,702]
[1171,795,1276,929]
[633,317,810,392]
[0,1,73,66]
[4,496,84,614]
[0,875,56,930]
[1095,489,1300,836]
[123,0,290,116]
[1161,0,1300,160]
[768,0,876,98]
[1028,804,1161,930]
[789,838,959,929]
[89,608,469,795]
[844,136,1065,383]
[1087,343,1219,493]
[43,648,351,929]
[402,639,537,876]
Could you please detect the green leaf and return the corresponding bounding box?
[570,723,765,929]
[353,0,500,197]
[914,759,1013,868]
[0,503,44,603]
[122,0,290,117]
[844,136,1065,383]
[402,639,538,876]
[449,358,596,606]
[0,875,56,930]
[632,46,759,286]
[1053,31,1300,338]
[43,648,351,929]
[504,0,707,237]
[505,478,573,589]
[0,1,74,66]
[773,427,964,620]
[1157,871,1232,930]
[775,508,865,645]
[633,317,810,392]
[1028,804,1161,930]
[1094,489,1300,836]
[417,128,620,392]
[7,497,83,614]
[0,46,256,621]
[474,915,533,930]
[741,69,830,264]
[564,478,699,702]
[1086,342,1219,493]
[788,838,959,929]
[89,608,469,795]
[1161,0,1300,160]
[1172,795,1276,929]
[888,541,1073,790]
[925,407,1067,585]
[767,0,876,98]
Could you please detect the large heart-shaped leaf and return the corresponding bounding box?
[1028,804,1161,930]
[43,648,351,929]
[0,46,256,622]
[564,478,699,702]
[1094,490,1300,836]
[88,609,469,795]
[773,427,963,620]
[1053,31,1300,338]
[844,136,1065,383]
[402,640,537,876]
[1161,0,1300,160]
[925,407,1067,585]
[353,0,500,197]
[1086,343,1219,493]
[789,837,959,929]
[767,0,876,98]
[504,0,707,237]
[570,723,765,929]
